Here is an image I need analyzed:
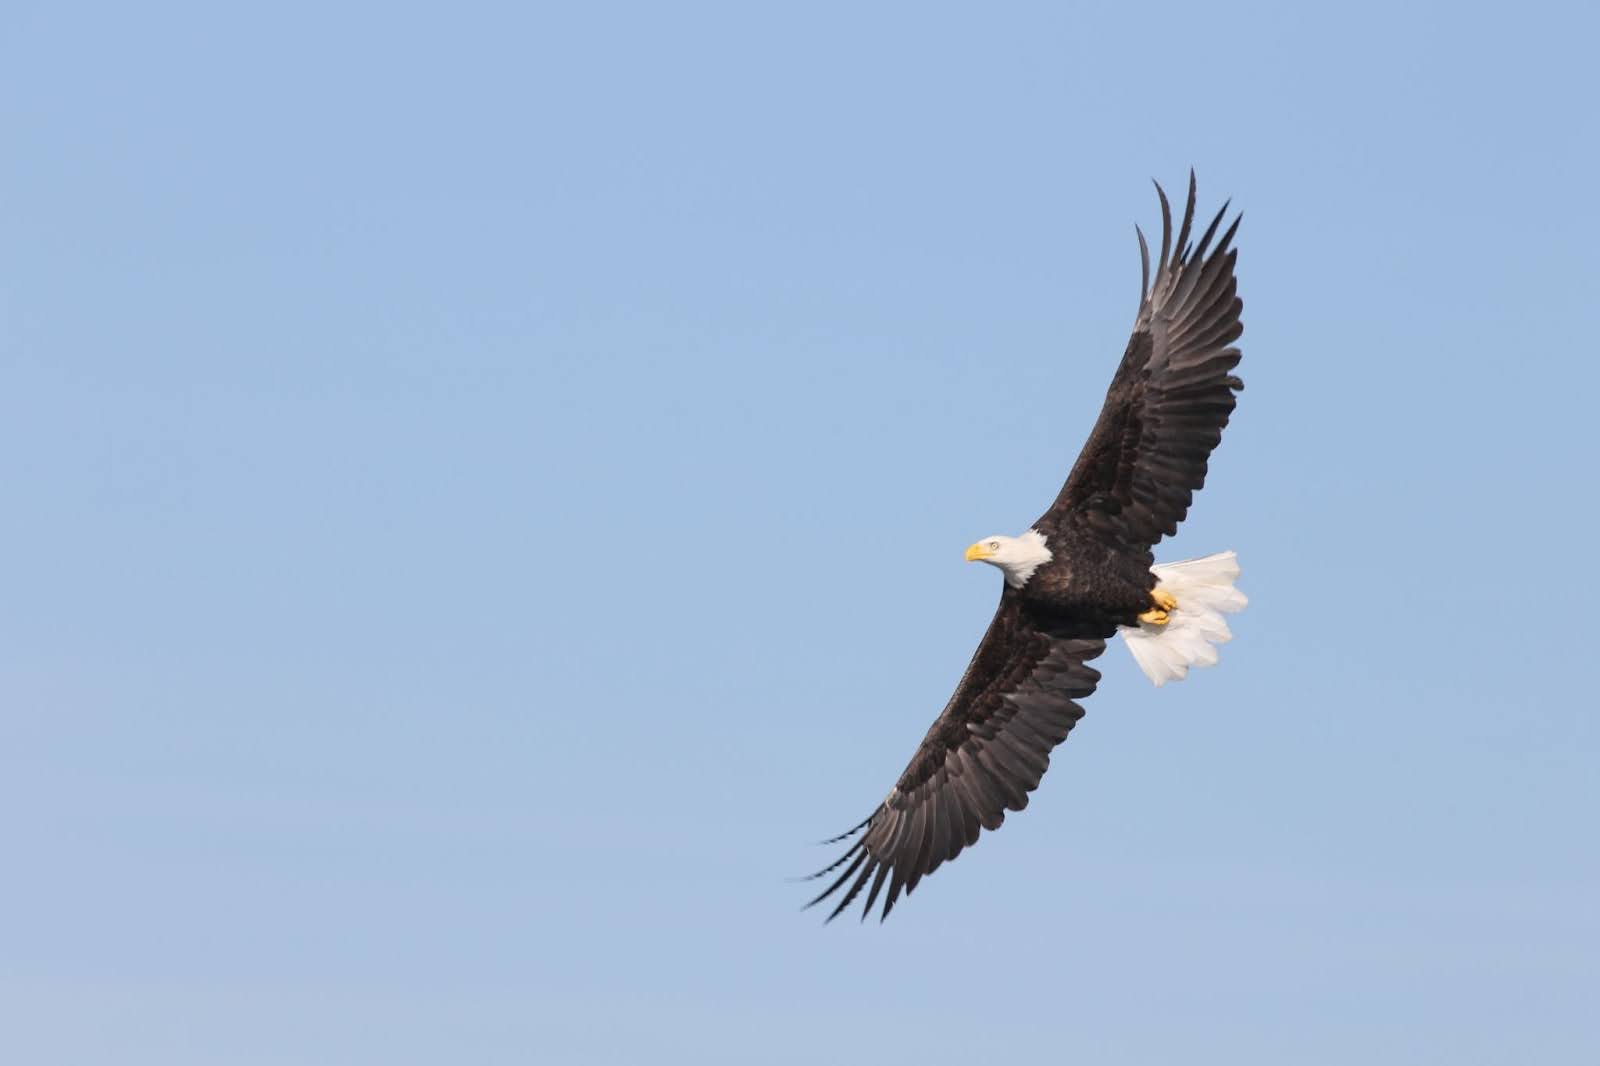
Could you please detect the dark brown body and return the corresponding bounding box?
[1019,524,1155,626]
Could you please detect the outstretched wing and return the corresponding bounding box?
[804,592,1107,922]
[1037,172,1244,551]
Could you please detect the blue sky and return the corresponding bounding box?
[3,2,1598,1063]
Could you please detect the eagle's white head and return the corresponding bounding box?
[964,529,1052,589]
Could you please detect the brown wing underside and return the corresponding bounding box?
[1039,172,1244,551]
[804,594,1107,922]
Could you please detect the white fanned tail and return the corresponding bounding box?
[1120,551,1247,687]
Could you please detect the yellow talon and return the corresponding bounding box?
[1138,588,1178,626]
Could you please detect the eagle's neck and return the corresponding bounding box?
[1002,529,1053,589]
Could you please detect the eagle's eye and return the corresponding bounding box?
[990,540,1000,551]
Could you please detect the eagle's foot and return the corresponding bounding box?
[1138,588,1178,626]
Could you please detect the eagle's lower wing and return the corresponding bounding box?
[805,593,1107,922]
[1037,172,1244,551]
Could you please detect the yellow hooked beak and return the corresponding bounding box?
[965,542,994,562]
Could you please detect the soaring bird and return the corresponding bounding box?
[806,172,1247,922]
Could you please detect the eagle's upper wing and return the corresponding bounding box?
[1036,173,1244,551]
[804,592,1107,922]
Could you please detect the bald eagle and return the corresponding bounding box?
[806,173,1247,922]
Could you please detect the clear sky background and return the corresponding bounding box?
[4,2,1598,1063]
